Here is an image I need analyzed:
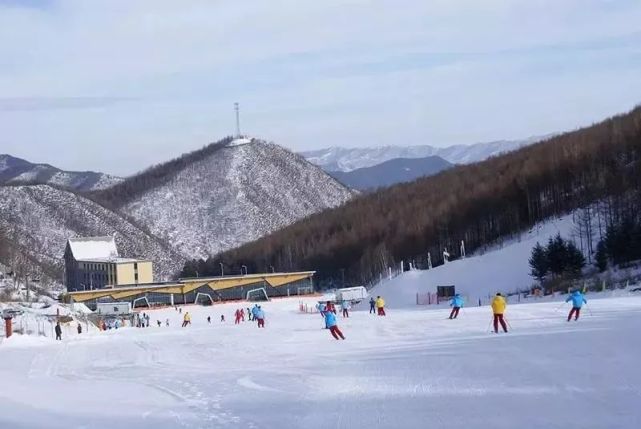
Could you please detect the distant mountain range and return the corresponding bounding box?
[302,136,548,172]
[0,154,122,191]
[329,156,453,191]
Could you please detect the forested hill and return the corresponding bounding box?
[182,106,641,288]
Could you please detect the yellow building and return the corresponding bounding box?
[64,236,154,291]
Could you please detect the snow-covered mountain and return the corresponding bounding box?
[99,137,356,259]
[302,136,547,172]
[0,154,122,191]
[0,184,185,284]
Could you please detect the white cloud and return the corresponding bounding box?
[0,0,640,175]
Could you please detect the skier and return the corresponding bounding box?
[255,305,265,328]
[251,304,260,322]
[340,300,350,318]
[207,316,211,324]
[182,312,191,327]
[449,293,464,319]
[369,297,376,314]
[145,313,151,328]
[240,308,245,322]
[166,318,170,327]
[324,304,345,340]
[221,315,225,322]
[491,293,508,333]
[157,320,162,327]
[77,323,82,334]
[566,290,587,321]
[55,322,62,341]
[234,309,241,325]
[246,307,252,321]
[375,296,386,316]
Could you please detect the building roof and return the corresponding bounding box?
[79,257,149,264]
[67,236,119,261]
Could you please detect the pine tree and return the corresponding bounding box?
[565,241,585,277]
[595,240,608,272]
[547,234,567,276]
[529,242,548,283]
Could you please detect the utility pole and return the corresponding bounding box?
[234,102,241,137]
[219,262,224,277]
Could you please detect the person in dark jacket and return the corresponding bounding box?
[77,323,82,334]
[369,297,376,314]
[55,322,62,340]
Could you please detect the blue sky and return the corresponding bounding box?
[0,0,640,176]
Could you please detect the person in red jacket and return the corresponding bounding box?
[234,309,241,325]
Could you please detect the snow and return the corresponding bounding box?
[67,236,119,260]
[370,215,575,308]
[228,137,252,147]
[1,293,640,428]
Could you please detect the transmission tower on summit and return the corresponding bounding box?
[234,102,241,138]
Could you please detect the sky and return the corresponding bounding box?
[0,0,640,176]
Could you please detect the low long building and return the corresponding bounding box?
[68,271,315,309]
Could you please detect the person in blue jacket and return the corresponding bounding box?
[324,302,345,340]
[254,306,266,328]
[566,290,587,321]
[449,293,464,319]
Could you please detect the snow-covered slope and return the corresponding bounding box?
[302,136,547,172]
[119,139,355,258]
[369,215,575,308]
[0,154,122,191]
[1,294,640,428]
[0,185,185,283]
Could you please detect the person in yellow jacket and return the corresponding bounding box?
[375,296,386,316]
[182,311,191,327]
[491,293,508,333]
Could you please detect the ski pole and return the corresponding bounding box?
[585,303,594,317]
[554,302,566,313]
[486,317,493,333]
[504,317,513,332]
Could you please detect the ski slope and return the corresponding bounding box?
[370,215,575,308]
[1,294,640,429]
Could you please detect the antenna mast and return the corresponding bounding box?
[234,102,241,138]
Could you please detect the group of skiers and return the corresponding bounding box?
[447,290,589,333]
[368,296,386,316]
[233,305,265,327]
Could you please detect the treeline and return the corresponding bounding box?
[92,136,234,208]
[181,106,641,289]
[596,216,641,271]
